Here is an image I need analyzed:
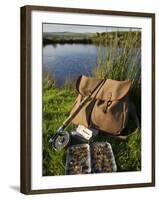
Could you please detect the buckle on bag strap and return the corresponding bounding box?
[103,92,112,113]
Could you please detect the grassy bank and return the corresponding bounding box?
[43,31,141,47]
[43,76,141,176]
[42,75,77,175]
[43,32,93,45]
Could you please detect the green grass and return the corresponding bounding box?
[42,77,77,176]
[95,130,141,171]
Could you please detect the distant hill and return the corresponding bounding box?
[43,32,95,45]
[43,32,95,38]
[43,31,141,47]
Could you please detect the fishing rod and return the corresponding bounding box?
[49,75,107,150]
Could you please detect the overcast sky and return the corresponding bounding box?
[43,23,140,33]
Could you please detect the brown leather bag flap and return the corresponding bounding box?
[76,75,131,101]
[76,75,102,97]
[96,79,132,101]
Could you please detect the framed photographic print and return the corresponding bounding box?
[20,5,155,194]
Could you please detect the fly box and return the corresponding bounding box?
[66,144,91,175]
[66,142,117,175]
[91,142,117,173]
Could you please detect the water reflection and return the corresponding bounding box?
[43,44,98,87]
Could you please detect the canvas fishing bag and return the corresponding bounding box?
[70,75,138,136]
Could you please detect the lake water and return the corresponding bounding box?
[43,44,99,86]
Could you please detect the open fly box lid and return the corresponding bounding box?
[65,144,91,175]
[71,125,99,143]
